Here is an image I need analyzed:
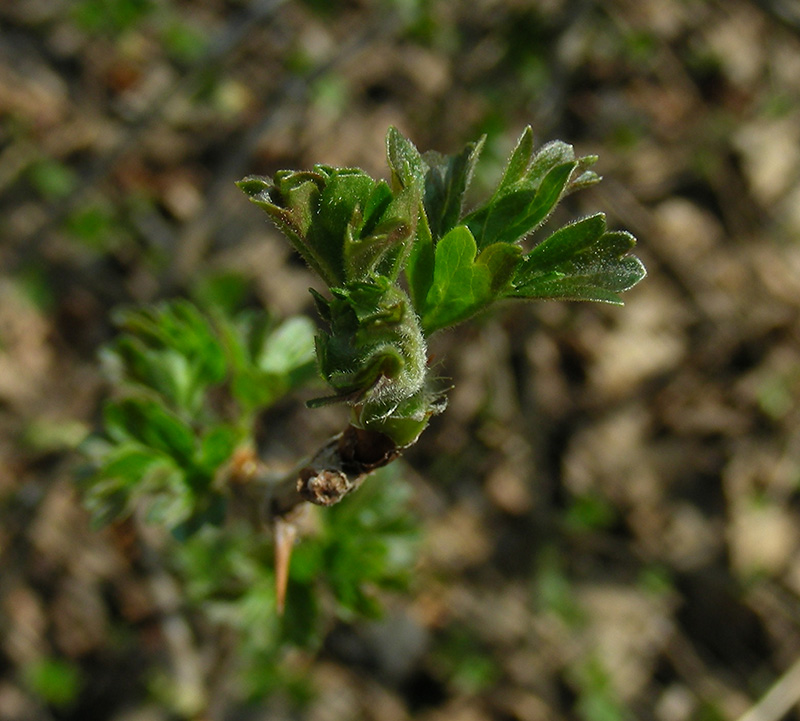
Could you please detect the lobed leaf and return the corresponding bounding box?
[419,226,523,334]
[511,214,647,304]
[104,397,196,466]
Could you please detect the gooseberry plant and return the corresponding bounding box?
[81,126,644,702]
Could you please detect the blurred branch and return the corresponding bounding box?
[266,425,400,517]
[229,426,402,522]
[751,0,800,33]
[736,655,800,721]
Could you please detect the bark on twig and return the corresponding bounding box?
[266,425,401,518]
[228,425,401,614]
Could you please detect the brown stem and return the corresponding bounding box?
[228,425,402,615]
[266,424,401,518]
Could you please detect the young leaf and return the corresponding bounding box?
[238,171,342,287]
[104,397,196,466]
[386,126,426,193]
[511,214,647,304]
[421,134,485,240]
[496,126,535,195]
[419,226,521,334]
[421,225,488,333]
[345,180,419,283]
[404,208,435,313]
[466,160,578,248]
[524,140,576,188]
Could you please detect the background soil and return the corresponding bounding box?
[2,1,800,719]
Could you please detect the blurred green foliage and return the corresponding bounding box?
[82,296,318,534]
[22,658,83,709]
[72,0,155,35]
[172,465,417,699]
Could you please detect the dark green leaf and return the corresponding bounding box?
[385,126,426,193]
[404,209,435,314]
[197,425,239,472]
[477,242,524,295]
[421,134,485,240]
[467,160,577,247]
[512,215,647,304]
[171,493,227,540]
[103,397,195,464]
[496,126,535,195]
[520,213,607,269]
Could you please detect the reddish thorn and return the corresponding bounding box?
[274,518,297,616]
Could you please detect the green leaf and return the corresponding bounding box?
[497,127,536,193]
[512,214,647,304]
[99,445,173,486]
[524,140,575,187]
[218,311,318,413]
[314,168,376,280]
[404,208,435,313]
[419,226,523,334]
[463,133,603,249]
[466,160,577,248]
[84,444,178,526]
[256,316,316,376]
[237,171,339,286]
[422,225,485,332]
[386,126,426,193]
[110,301,227,414]
[478,242,524,295]
[343,182,418,283]
[104,397,196,465]
[197,425,239,472]
[421,134,485,240]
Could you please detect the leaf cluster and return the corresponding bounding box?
[394,126,646,333]
[239,126,645,445]
[172,467,418,699]
[82,297,317,535]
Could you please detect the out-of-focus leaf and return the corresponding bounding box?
[197,425,239,472]
[103,397,196,465]
[83,444,179,527]
[320,468,418,617]
[109,301,227,415]
[257,317,316,375]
